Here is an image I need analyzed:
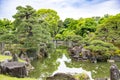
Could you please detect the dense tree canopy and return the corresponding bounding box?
[76,18,97,36]
[37,9,60,38]
[95,13,120,46]
[0,19,16,43]
[0,19,13,34]
[12,5,52,56]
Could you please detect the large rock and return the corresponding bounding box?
[46,73,76,80]
[110,64,120,80]
[95,78,108,80]
[3,51,11,56]
[68,46,93,62]
[68,46,83,60]
[0,62,27,78]
[110,56,120,62]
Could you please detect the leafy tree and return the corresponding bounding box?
[55,18,78,40]
[13,5,36,49]
[63,18,78,30]
[60,29,76,40]
[37,9,60,38]
[98,14,111,24]
[95,13,120,47]
[0,19,16,53]
[76,18,97,36]
[0,18,14,35]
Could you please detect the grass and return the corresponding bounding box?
[0,74,36,80]
[0,55,25,62]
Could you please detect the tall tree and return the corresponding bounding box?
[13,5,51,57]
[63,18,78,30]
[37,9,60,38]
[76,18,97,37]
[0,19,15,53]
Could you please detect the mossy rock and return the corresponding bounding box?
[46,73,76,80]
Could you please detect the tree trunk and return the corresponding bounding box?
[0,42,5,54]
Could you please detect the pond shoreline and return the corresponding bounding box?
[29,49,120,80]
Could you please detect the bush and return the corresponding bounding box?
[74,73,90,80]
[114,50,120,56]
[85,40,118,61]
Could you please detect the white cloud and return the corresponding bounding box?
[0,0,119,20]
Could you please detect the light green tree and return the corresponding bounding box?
[37,9,60,38]
[76,18,97,37]
[95,13,120,47]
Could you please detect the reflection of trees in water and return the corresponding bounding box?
[65,61,112,78]
[29,49,63,78]
[29,49,120,79]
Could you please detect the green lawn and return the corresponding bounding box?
[0,55,25,62]
[0,74,36,80]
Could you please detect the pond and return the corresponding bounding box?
[29,49,120,80]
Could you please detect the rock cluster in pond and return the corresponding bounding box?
[46,64,120,80]
[46,73,76,80]
[68,45,118,62]
[69,45,120,63]
[68,46,97,63]
[46,73,90,80]
[110,55,120,62]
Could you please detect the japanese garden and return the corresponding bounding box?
[0,4,120,80]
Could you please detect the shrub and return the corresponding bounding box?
[85,40,118,60]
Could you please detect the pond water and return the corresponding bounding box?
[29,49,120,80]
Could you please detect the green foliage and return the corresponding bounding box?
[74,73,89,80]
[98,14,111,24]
[85,40,118,57]
[0,74,36,80]
[63,18,78,30]
[37,9,60,38]
[0,18,14,34]
[115,50,120,56]
[12,5,52,57]
[62,29,76,40]
[95,13,120,46]
[13,5,36,50]
[70,35,83,42]
[55,34,63,40]
[0,34,17,43]
[0,19,16,44]
[78,36,90,46]
[76,18,97,36]
[0,55,25,62]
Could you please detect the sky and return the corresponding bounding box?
[0,0,120,20]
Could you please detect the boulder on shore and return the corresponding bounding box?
[46,73,76,80]
[46,73,90,80]
[0,62,27,78]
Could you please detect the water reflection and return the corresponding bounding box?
[52,54,93,80]
[29,49,120,79]
[29,50,62,79]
